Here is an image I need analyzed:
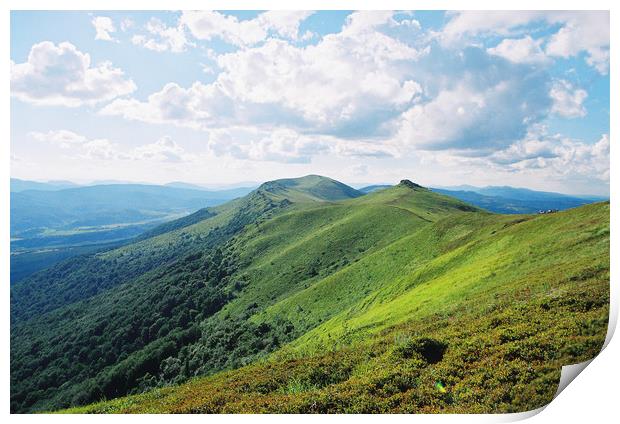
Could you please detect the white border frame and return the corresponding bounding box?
[2,1,616,422]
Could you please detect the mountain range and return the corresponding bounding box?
[13,178,605,285]
[359,184,607,214]
[10,175,609,413]
[9,182,255,284]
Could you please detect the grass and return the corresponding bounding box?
[60,192,609,414]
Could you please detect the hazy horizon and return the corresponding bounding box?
[9,174,609,197]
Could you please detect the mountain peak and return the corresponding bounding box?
[398,179,426,190]
[257,175,362,203]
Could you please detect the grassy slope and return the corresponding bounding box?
[63,187,609,414]
[11,176,374,412]
[193,182,479,335]
[10,175,321,323]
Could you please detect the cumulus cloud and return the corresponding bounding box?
[92,16,116,41]
[545,12,610,74]
[341,10,397,35]
[487,36,548,64]
[549,80,587,118]
[102,16,426,136]
[214,129,329,164]
[180,10,314,47]
[29,129,190,163]
[82,138,127,160]
[440,11,547,44]
[258,11,316,40]
[30,129,88,148]
[206,127,397,164]
[133,136,187,162]
[101,13,579,161]
[215,36,424,130]
[332,141,397,158]
[11,41,136,107]
[93,11,606,170]
[493,133,610,182]
[120,18,134,32]
[392,51,551,152]
[100,82,234,129]
[29,129,126,160]
[132,18,190,53]
[181,11,264,46]
[485,126,562,165]
[441,11,609,74]
[423,128,610,191]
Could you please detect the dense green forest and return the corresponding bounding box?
[10,176,609,413]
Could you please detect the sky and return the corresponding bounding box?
[9,10,610,195]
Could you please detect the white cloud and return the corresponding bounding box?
[102,12,569,163]
[487,36,548,65]
[83,138,127,160]
[332,141,397,158]
[210,128,329,164]
[29,129,125,160]
[349,163,369,177]
[441,11,609,73]
[102,19,426,135]
[300,30,315,41]
[29,129,190,163]
[120,18,134,32]
[215,37,423,128]
[11,41,136,107]
[181,11,265,46]
[180,10,314,47]
[341,10,396,35]
[30,129,87,148]
[496,133,610,182]
[132,18,190,53]
[392,72,549,152]
[545,12,610,74]
[421,128,609,192]
[440,11,547,44]
[257,11,315,40]
[133,136,187,162]
[584,48,610,75]
[549,79,587,118]
[91,11,606,173]
[485,126,561,165]
[207,127,396,164]
[92,16,117,41]
[340,10,420,36]
[100,82,233,129]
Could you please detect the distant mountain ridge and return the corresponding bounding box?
[10,184,235,234]
[10,182,257,284]
[356,182,605,214]
[438,184,607,200]
[11,178,258,193]
[358,184,392,194]
[431,186,605,214]
[10,178,80,192]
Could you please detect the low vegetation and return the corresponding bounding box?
[10,176,609,414]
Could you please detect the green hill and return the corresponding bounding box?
[10,176,609,414]
[258,174,363,202]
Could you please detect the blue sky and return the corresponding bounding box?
[10,10,610,195]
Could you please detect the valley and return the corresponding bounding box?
[9,182,254,283]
